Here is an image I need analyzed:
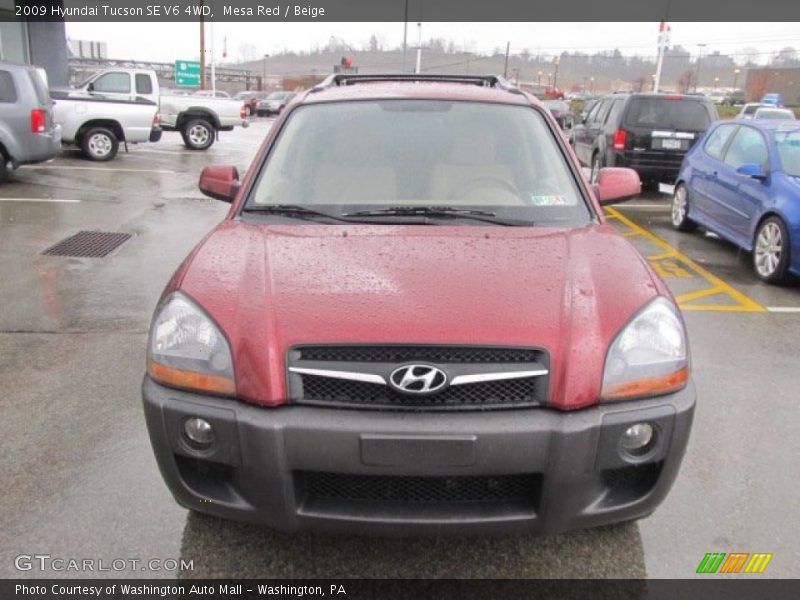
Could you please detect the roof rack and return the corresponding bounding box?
[310,74,523,95]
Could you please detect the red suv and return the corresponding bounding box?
[143,75,695,535]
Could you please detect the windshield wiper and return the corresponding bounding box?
[242,204,354,223]
[342,206,528,226]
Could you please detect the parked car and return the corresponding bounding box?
[0,61,61,181]
[256,91,296,116]
[753,107,796,121]
[234,91,270,116]
[61,69,248,152]
[543,99,574,130]
[736,103,767,120]
[143,74,694,536]
[572,92,718,185]
[760,93,784,107]
[721,90,746,106]
[51,69,161,161]
[671,119,800,283]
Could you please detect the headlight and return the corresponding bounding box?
[147,292,235,395]
[601,297,689,401]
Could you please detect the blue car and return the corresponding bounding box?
[760,93,784,107]
[671,119,800,284]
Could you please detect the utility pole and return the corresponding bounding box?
[695,43,706,92]
[654,21,670,94]
[503,41,510,78]
[199,2,205,90]
[415,22,422,74]
[732,67,740,90]
[402,0,408,73]
[210,19,216,94]
[552,56,560,90]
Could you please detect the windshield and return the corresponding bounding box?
[625,97,712,130]
[244,100,591,226]
[775,130,800,176]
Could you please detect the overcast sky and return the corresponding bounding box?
[65,22,799,64]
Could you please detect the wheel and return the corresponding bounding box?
[182,119,215,150]
[80,127,119,161]
[590,152,602,184]
[671,183,697,232]
[0,155,6,183]
[753,217,791,284]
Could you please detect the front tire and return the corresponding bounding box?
[753,217,791,284]
[80,127,119,161]
[0,155,7,183]
[182,119,215,150]
[671,183,697,232]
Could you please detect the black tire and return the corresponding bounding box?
[181,118,215,150]
[753,216,791,284]
[671,183,698,232]
[80,127,119,161]
[256,110,265,117]
[0,155,7,183]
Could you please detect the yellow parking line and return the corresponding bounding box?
[674,287,726,304]
[605,207,766,313]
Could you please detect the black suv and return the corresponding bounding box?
[571,93,717,186]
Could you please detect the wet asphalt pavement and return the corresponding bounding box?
[1,119,799,579]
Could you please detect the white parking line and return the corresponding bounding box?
[766,307,800,313]
[21,165,177,174]
[129,148,195,155]
[0,197,80,203]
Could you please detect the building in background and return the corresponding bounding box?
[0,0,68,86]
[68,39,108,60]
[746,67,800,105]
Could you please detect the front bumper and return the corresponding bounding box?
[143,377,695,536]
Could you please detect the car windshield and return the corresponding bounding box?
[244,100,591,226]
[625,97,712,130]
[775,129,800,177]
[755,109,795,120]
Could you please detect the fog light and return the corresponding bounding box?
[183,417,214,447]
[620,423,654,455]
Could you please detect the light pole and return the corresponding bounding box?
[713,77,719,90]
[262,54,269,91]
[547,72,552,87]
[537,70,542,86]
[732,67,741,90]
[552,56,560,90]
[695,43,706,92]
[415,22,422,74]
[402,0,408,73]
[590,76,594,94]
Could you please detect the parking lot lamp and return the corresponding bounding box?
[695,43,706,92]
[732,68,741,90]
[538,70,543,86]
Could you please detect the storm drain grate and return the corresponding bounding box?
[43,231,133,257]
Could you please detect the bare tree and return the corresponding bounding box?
[238,43,259,63]
[678,69,697,93]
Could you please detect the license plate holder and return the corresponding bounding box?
[661,138,682,150]
[360,434,476,467]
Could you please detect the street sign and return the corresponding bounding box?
[174,60,201,87]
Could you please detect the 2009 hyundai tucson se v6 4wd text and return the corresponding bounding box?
[143,74,695,536]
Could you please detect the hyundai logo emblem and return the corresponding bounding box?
[389,364,448,395]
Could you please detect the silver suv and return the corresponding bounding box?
[0,61,61,183]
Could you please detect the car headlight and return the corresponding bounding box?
[147,292,235,396]
[601,297,689,401]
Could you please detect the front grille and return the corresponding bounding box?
[298,345,539,364]
[300,373,541,410]
[290,345,550,411]
[301,471,541,505]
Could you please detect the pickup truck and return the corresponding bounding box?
[58,68,248,153]
[51,68,161,161]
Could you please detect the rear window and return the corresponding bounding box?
[247,100,590,226]
[135,74,153,95]
[0,70,17,103]
[625,98,712,131]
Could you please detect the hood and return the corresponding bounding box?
[178,222,662,409]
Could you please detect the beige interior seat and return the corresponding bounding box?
[309,125,397,204]
[429,124,516,205]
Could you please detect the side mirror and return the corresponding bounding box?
[199,165,240,202]
[86,82,94,92]
[594,167,641,205]
[736,163,768,181]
